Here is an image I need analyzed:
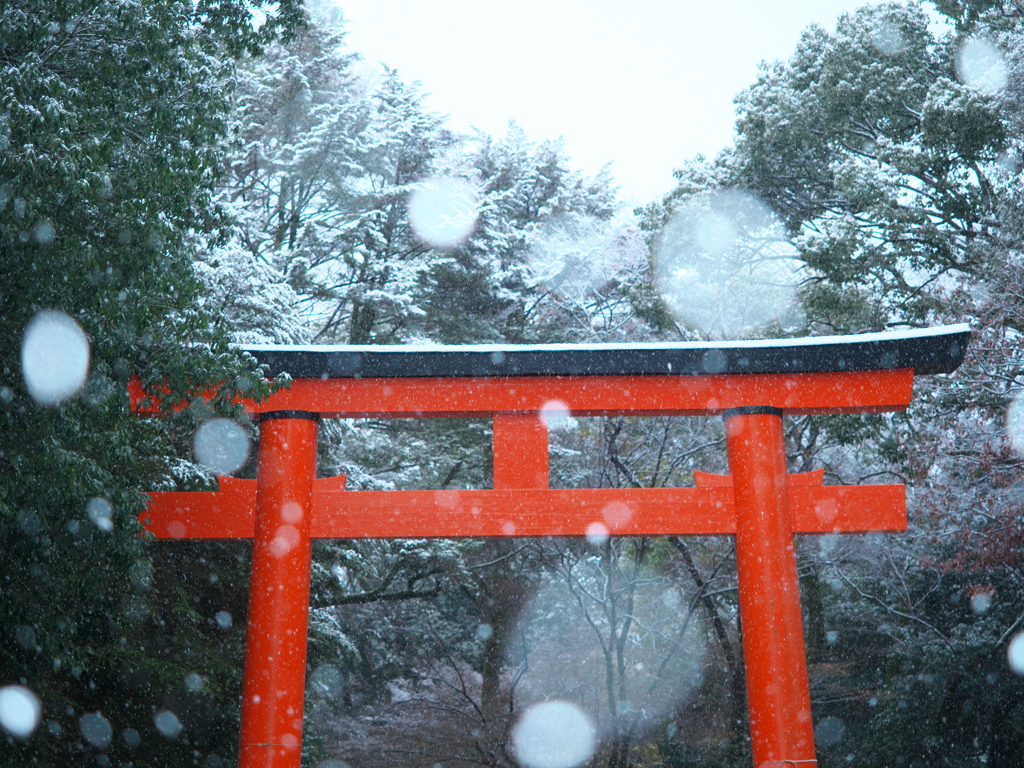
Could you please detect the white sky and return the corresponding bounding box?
[333,0,894,203]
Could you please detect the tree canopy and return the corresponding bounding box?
[1,2,303,765]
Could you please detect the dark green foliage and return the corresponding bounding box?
[803,562,1024,768]
[0,1,302,764]
[648,2,1011,331]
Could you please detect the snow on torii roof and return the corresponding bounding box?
[242,324,971,380]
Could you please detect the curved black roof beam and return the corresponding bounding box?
[242,324,970,380]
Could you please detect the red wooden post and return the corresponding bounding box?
[239,412,320,768]
[493,412,548,490]
[725,407,816,768]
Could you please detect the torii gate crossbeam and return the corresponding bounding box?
[133,325,970,768]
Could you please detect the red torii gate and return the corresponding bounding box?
[135,325,970,768]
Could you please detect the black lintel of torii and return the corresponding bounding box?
[240,324,971,380]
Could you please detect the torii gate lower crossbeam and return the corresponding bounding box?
[134,326,970,768]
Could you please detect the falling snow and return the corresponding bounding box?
[1008,632,1024,675]
[511,701,596,768]
[654,189,803,338]
[193,418,250,475]
[86,497,114,532]
[79,711,112,749]
[407,176,479,248]
[0,685,42,739]
[20,309,90,405]
[153,709,183,738]
[956,37,1008,94]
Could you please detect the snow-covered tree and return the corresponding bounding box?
[0,2,304,766]
[641,3,1024,765]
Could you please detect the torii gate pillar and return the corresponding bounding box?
[727,407,815,766]
[239,412,319,768]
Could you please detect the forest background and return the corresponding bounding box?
[2,1,1024,767]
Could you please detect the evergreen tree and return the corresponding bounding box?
[0,2,303,765]
[642,3,1024,765]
